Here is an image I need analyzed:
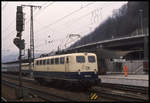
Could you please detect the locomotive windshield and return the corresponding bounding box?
[88,56,95,63]
[76,56,85,63]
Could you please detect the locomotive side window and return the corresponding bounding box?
[88,56,96,63]
[40,60,42,65]
[76,56,85,63]
[47,59,50,65]
[46,59,48,65]
[43,60,46,65]
[55,58,59,64]
[60,57,64,64]
[51,59,54,64]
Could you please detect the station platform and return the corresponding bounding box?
[98,74,149,87]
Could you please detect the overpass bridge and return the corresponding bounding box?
[60,34,148,74]
[65,34,148,53]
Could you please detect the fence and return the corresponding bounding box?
[105,60,146,75]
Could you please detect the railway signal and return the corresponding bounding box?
[13,37,25,50]
[16,6,24,32]
[13,5,25,99]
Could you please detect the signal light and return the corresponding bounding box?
[16,6,24,32]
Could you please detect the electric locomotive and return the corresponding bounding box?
[33,53,100,86]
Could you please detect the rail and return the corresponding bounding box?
[92,86,148,101]
[2,73,148,101]
[2,79,75,102]
[98,83,148,94]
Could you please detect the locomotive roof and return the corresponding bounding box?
[35,52,96,60]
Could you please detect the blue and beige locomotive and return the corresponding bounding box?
[33,53,100,86]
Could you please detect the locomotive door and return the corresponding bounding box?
[65,56,69,72]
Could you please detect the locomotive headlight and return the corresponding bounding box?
[94,69,97,74]
[78,69,81,75]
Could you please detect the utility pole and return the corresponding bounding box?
[22,5,41,77]
[138,9,144,35]
[141,9,149,73]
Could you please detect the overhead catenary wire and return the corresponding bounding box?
[2,2,54,55]
[34,2,96,49]
[35,2,94,35]
[35,26,88,51]
[2,2,8,10]
[35,20,94,50]
[2,2,51,41]
[2,19,16,34]
[2,2,50,48]
[41,3,113,45]
[4,4,100,51]
[2,2,32,35]
[55,3,114,33]
[21,2,55,41]
[3,2,126,55]
[33,2,54,18]
[42,4,114,50]
[4,2,92,47]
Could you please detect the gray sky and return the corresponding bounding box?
[2,1,127,57]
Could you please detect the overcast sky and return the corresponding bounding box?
[2,1,127,57]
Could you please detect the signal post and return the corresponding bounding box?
[13,6,25,99]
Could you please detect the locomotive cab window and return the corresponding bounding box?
[88,56,96,63]
[76,56,85,63]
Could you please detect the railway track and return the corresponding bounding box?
[2,73,35,83]
[92,86,148,102]
[2,74,99,101]
[2,73,148,94]
[2,79,75,102]
[98,83,148,94]
[2,73,148,102]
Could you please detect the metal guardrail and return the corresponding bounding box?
[67,34,148,51]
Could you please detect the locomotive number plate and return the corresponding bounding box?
[84,75,91,77]
[85,66,90,70]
